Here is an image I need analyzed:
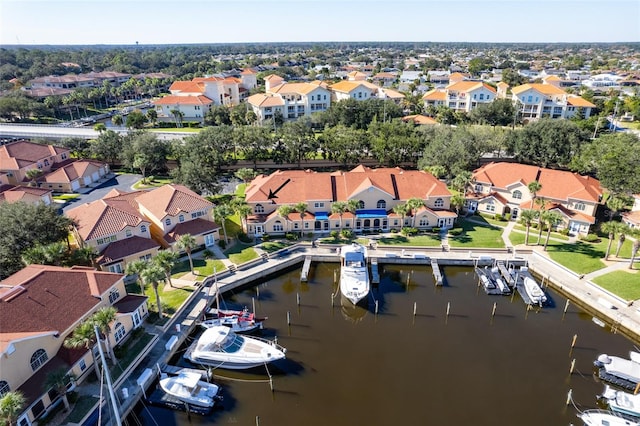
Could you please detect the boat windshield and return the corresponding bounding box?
[221,334,244,353]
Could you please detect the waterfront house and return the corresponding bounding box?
[509,83,595,121]
[134,184,220,250]
[0,265,147,426]
[66,189,159,273]
[247,79,331,123]
[468,162,603,234]
[243,165,456,237]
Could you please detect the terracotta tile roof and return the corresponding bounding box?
[43,160,103,183]
[0,265,122,334]
[0,185,51,203]
[247,93,285,107]
[473,162,603,203]
[623,210,640,226]
[446,81,496,93]
[241,68,257,75]
[66,191,149,241]
[153,95,213,106]
[373,72,397,79]
[416,205,458,217]
[422,89,447,101]
[269,81,328,95]
[329,80,374,93]
[380,88,405,99]
[169,81,205,93]
[264,74,284,82]
[479,191,510,205]
[245,166,451,205]
[402,115,438,125]
[511,83,566,96]
[17,349,73,406]
[164,218,220,243]
[542,203,596,224]
[96,236,160,265]
[135,184,213,220]
[0,141,69,170]
[567,95,596,108]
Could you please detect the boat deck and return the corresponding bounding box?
[514,269,547,306]
[145,386,214,415]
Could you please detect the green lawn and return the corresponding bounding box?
[225,243,259,264]
[149,283,194,315]
[149,127,201,133]
[53,193,80,201]
[545,241,608,274]
[260,241,294,253]
[378,233,442,246]
[474,213,509,228]
[171,258,227,281]
[593,270,640,301]
[236,183,247,197]
[512,224,570,241]
[448,219,505,248]
[132,176,173,190]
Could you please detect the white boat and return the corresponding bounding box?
[600,384,640,418]
[515,266,547,305]
[159,371,221,408]
[339,243,370,305]
[578,409,640,425]
[489,266,511,295]
[595,352,640,390]
[185,326,286,370]
[201,308,265,334]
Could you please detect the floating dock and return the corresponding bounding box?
[300,256,312,281]
[431,259,443,286]
[370,257,380,284]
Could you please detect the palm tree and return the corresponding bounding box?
[294,202,308,235]
[534,197,547,244]
[331,201,348,229]
[111,114,123,127]
[91,306,118,362]
[615,224,632,258]
[25,168,43,187]
[0,391,26,426]
[277,205,295,232]
[450,194,466,218]
[346,199,360,216]
[393,203,409,229]
[630,236,640,270]
[601,221,623,260]
[406,197,425,227]
[606,195,628,222]
[44,368,74,412]
[232,200,253,234]
[542,211,563,251]
[519,209,537,246]
[140,263,166,318]
[213,203,234,245]
[176,233,197,273]
[153,250,179,288]
[451,171,473,194]
[64,320,100,380]
[125,259,149,294]
[527,180,542,209]
[170,109,184,128]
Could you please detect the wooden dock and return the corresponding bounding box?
[370,257,380,284]
[431,259,443,286]
[300,256,312,281]
[496,261,515,286]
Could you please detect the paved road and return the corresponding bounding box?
[62,173,142,212]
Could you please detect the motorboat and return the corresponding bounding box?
[600,384,640,418]
[595,352,640,390]
[185,325,286,370]
[489,266,511,295]
[475,266,502,295]
[339,243,370,305]
[578,409,639,425]
[515,266,547,305]
[201,307,266,334]
[158,371,221,408]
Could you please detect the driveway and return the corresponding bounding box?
[62,173,142,212]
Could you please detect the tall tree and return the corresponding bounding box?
[615,224,631,258]
[294,202,308,234]
[0,391,26,426]
[25,168,43,187]
[213,203,234,244]
[450,194,466,218]
[44,368,74,412]
[519,209,537,246]
[125,259,149,294]
[176,233,197,273]
[140,263,167,318]
[601,221,623,260]
[153,250,179,288]
[331,201,348,229]
[393,203,409,229]
[234,125,271,169]
[542,210,563,251]
[631,237,640,270]
[120,132,169,182]
[91,129,123,167]
[279,118,318,168]
[91,306,118,362]
[235,167,257,184]
[527,180,542,209]
[64,320,100,381]
[535,197,548,244]
[406,197,425,227]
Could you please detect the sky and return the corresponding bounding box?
[1,0,639,46]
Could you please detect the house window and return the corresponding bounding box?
[419,218,428,227]
[79,359,87,371]
[125,229,132,237]
[30,349,48,371]
[513,190,522,199]
[314,202,324,208]
[0,381,9,397]
[44,159,50,166]
[294,223,299,229]
[357,200,365,209]
[141,225,147,234]
[273,220,283,232]
[108,263,123,274]
[108,288,120,304]
[479,94,484,100]
[575,202,586,211]
[304,222,309,229]
[165,218,171,226]
[475,183,483,192]
[179,215,185,223]
[255,204,264,213]
[376,200,386,209]
[486,201,496,212]
[139,254,152,261]
[434,198,444,208]
[527,95,532,102]
[114,322,126,343]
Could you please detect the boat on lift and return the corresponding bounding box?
[339,243,370,305]
[600,384,640,418]
[578,409,640,425]
[158,371,221,409]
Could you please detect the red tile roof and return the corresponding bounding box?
[135,184,213,220]
[164,218,219,243]
[0,141,69,170]
[0,265,122,334]
[96,236,160,265]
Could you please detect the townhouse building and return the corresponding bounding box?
[0,265,147,426]
[467,162,604,235]
[67,184,220,273]
[510,83,595,121]
[243,165,456,237]
[422,80,497,113]
[0,184,53,206]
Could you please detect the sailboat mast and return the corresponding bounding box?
[94,325,122,426]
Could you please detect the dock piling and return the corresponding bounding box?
[296,293,300,306]
[566,389,572,406]
[571,334,577,349]
[287,311,291,325]
[492,302,497,318]
[563,299,570,314]
[413,302,417,316]
[446,302,450,317]
[252,297,256,315]
[570,359,576,374]
[375,300,379,316]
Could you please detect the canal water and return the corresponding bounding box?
[130,263,635,425]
